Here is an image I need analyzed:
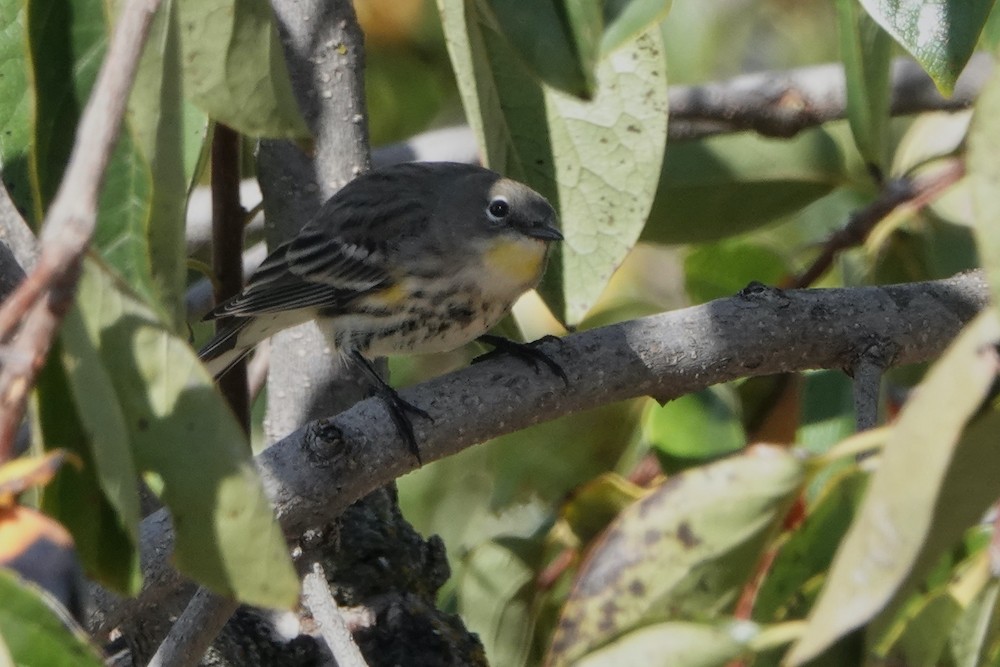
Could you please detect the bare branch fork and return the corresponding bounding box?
[88,270,991,637]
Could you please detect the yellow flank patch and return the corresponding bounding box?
[483,237,546,287]
[369,282,409,306]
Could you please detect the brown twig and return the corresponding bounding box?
[210,123,250,430]
[786,158,966,289]
[0,0,162,462]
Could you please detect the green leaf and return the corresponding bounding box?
[643,386,746,471]
[123,0,207,326]
[0,569,104,667]
[601,0,673,56]
[859,0,994,95]
[753,468,868,622]
[684,240,791,304]
[58,306,143,591]
[26,0,108,216]
[949,570,1000,667]
[837,0,893,173]
[73,259,298,607]
[22,0,189,321]
[969,62,1000,307]
[0,0,35,226]
[574,621,750,667]
[882,591,961,665]
[547,445,803,665]
[642,124,852,244]
[457,537,541,667]
[787,311,1000,665]
[483,0,601,98]
[34,341,141,593]
[440,0,668,323]
[178,0,309,138]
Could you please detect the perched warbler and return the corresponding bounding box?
[199,161,564,455]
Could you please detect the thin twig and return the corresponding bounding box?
[210,123,250,429]
[302,563,370,667]
[786,158,966,289]
[851,339,896,432]
[147,590,239,667]
[0,0,162,462]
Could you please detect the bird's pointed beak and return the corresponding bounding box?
[522,219,564,241]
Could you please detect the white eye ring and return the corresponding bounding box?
[486,197,510,223]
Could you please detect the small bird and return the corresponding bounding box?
[199,161,564,456]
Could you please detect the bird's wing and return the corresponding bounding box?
[205,163,456,320]
[206,272,355,317]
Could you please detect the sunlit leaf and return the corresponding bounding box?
[859,0,993,95]
[0,451,73,503]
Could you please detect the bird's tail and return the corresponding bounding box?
[199,318,255,378]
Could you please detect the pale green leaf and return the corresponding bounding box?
[574,621,750,667]
[949,574,1000,667]
[969,62,1000,306]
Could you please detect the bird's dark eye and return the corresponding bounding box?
[486,197,510,222]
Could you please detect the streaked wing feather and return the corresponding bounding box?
[210,278,357,317]
[207,162,452,321]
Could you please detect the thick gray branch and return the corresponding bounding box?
[89,271,990,636]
